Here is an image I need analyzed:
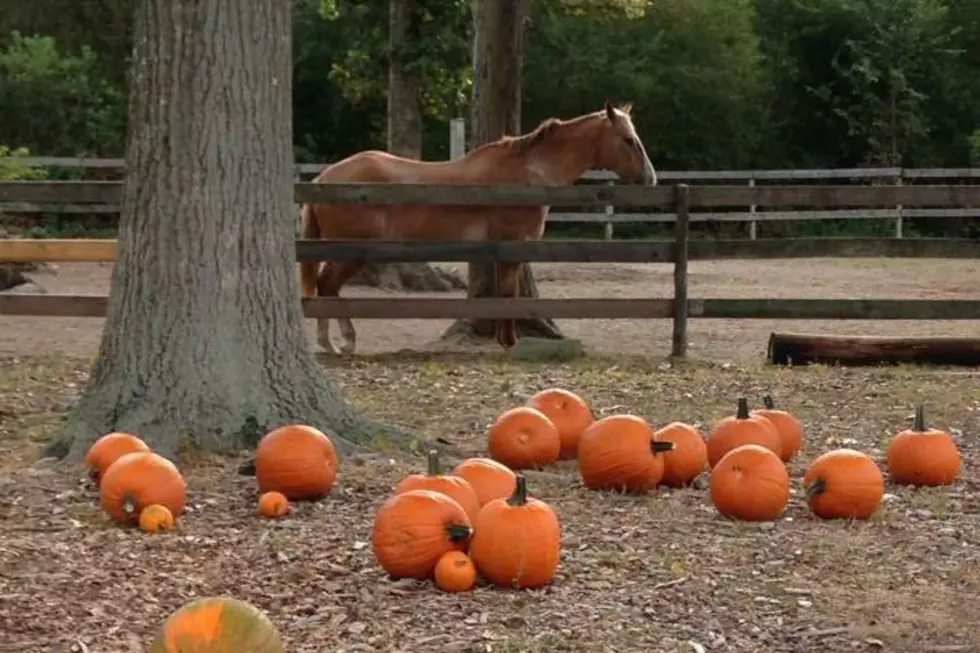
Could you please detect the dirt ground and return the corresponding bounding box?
[0,259,979,652]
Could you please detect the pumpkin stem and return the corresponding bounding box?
[122,496,139,521]
[651,440,676,454]
[447,524,472,541]
[736,397,750,419]
[426,450,442,476]
[762,395,775,410]
[507,474,528,507]
[913,404,925,431]
[804,478,827,502]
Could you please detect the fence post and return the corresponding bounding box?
[894,172,904,238]
[748,176,758,240]
[671,183,691,358]
[604,180,615,240]
[450,118,466,160]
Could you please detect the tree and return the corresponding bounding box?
[47,0,406,461]
[442,0,563,343]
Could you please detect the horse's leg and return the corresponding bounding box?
[319,260,364,356]
[315,262,341,355]
[494,262,522,349]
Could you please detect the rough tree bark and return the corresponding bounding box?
[442,0,563,342]
[47,0,408,461]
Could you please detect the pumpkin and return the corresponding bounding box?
[85,432,150,487]
[710,444,790,522]
[803,449,884,520]
[255,424,339,500]
[372,489,472,580]
[526,388,594,460]
[707,398,783,467]
[751,395,804,462]
[434,551,478,593]
[148,596,284,653]
[394,450,481,524]
[258,491,292,519]
[576,414,675,494]
[139,504,175,533]
[886,405,961,486]
[487,406,561,470]
[469,474,561,589]
[655,421,708,487]
[450,457,517,507]
[100,452,187,525]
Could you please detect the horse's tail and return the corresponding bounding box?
[298,203,320,298]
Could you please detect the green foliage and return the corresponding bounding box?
[0,145,47,181]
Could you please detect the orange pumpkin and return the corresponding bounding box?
[526,388,594,460]
[85,432,150,487]
[394,450,481,524]
[803,449,884,520]
[751,395,804,462]
[469,474,561,589]
[577,414,675,494]
[487,406,561,470]
[372,489,472,580]
[710,444,790,522]
[434,551,478,593]
[450,457,517,507]
[258,491,292,519]
[886,405,960,486]
[707,398,783,467]
[255,424,339,500]
[148,596,284,653]
[139,504,175,533]
[100,452,187,525]
[655,421,708,487]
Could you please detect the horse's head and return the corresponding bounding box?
[593,101,657,186]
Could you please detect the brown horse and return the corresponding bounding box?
[299,101,657,354]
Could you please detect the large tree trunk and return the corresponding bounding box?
[47,0,408,461]
[442,0,562,342]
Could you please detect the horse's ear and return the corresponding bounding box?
[620,102,633,115]
[604,100,617,122]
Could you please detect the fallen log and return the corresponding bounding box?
[767,332,980,367]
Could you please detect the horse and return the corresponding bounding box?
[298,100,657,355]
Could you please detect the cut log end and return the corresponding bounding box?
[768,332,980,367]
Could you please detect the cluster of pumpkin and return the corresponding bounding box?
[483,388,962,523]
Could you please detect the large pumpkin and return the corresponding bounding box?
[655,421,708,488]
[469,474,561,589]
[751,395,804,462]
[255,424,339,500]
[394,450,481,524]
[577,414,675,494]
[100,452,187,525]
[372,489,472,580]
[487,406,561,470]
[450,457,517,507]
[710,444,790,522]
[526,388,594,460]
[85,432,150,487]
[803,449,884,520]
[886,405,960,486]
[707,398,783,467]
[148,596,284,653]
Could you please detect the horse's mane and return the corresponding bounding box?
[469,105,632,156]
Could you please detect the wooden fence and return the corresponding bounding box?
[1,180,979,359]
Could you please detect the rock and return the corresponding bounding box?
[348,262,466,292]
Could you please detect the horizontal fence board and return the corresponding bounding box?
[4,294,979,320]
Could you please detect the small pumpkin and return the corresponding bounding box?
[255,424,339,500]
[707,398,783,467]
[148,596,284,653]
[100,452,187,525]
[469,474,561,589]
[655,421,708,487]
[577,414,675,494]
[372,489,472,580]
[258,491,292,519]
[450,457,517,507]
[803,449,884,520]
[85,432,150,487]
[139,504,175,533]
[487,406,561,470]
[394,450,481,524]
[751,395,804,462]
[886,405,960,486]
[434,551,478,593]
[526,388,594,460]
[710,444,790,522]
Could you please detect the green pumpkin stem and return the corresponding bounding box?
[913,405,925,431]
[736,397,750,419]
[507,474,528,507]
[651,440,676,454]
[426,449,442,476]
[805,478,827,502]
[763,395,775,410]
[447,524,472,541]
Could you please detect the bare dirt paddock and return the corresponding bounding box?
[0,258,978,652]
